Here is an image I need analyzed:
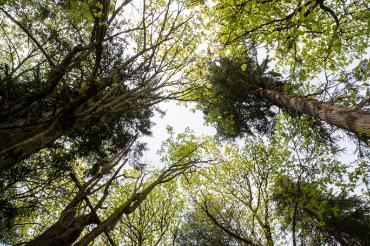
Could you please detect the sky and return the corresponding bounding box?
[141,101,216,166]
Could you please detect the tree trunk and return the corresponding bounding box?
[257,89,370,140]
[0,120,51,151]
[26,186,96,246]
[26,213,95,246]
[0,120,66,172]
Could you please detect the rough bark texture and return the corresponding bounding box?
[0,120,51,151]
[26,213,96,246]
[0,120,66,172]
[257,89,370,140]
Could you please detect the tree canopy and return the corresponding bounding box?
[0,0,369,245]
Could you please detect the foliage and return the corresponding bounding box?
[0,0,369,245]
[0,0,200,172]
[175,114,368,245]
[273,177,370,245]
[196,56,282,137]
[186,0,370,144]
[0,128,211,245]
[203,0,369,79]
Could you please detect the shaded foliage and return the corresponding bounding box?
[200,56,283,137]
[175,209,240,246]
[273,177,370,245]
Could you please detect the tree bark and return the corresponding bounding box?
[26,213,96,246]
[257,89,370,140]
[25,148,130,246]
[0,120,66,172]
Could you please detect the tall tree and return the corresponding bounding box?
[196,57,370,141]
[3,129,210,245]
[174,115,369,245]
[0,0,199,172]
[186,0,370,144]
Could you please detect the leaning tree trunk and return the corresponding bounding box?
[257,89,370,140]
[0,118,67,172]
[26,213,96,246]
[25,186,97,246]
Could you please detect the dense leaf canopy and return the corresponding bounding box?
[0,0,369,245]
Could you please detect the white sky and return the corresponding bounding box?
[140,101,216,166]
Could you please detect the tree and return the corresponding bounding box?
[202,0,369,79]
[117,183,183,245]
[186,0,370,144]
[174,206,242,246]
[196,57,370,141]
[173,114,368,245]
[3,129,210,245]
[273,177,370,245]
[1,1,369,245]
[0,0,199,172]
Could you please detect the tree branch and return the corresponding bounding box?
[0,7,55,67]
